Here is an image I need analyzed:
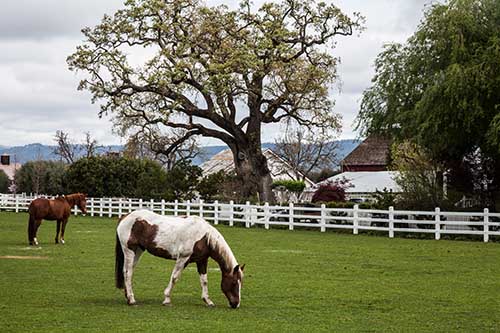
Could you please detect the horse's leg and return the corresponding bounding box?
[133,248,144,268]
[28,214,35,245]
[123,247,138,305]
[197,260,215,307]
[33,220,42,246]
[162,256,190,306]
[55,220,61,244]
[60,219,68,244]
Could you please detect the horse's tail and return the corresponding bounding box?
[115,232,125,289]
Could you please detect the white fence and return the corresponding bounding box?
[1,194,499,242]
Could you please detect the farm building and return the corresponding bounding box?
[308,171,401,202]
[305,136,400,202]
[200,148,315,188]
[340,135,392,172]
[0,154,20,181]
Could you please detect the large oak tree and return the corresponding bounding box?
[68,0,362,202]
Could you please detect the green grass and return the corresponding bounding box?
[1,212,499,332]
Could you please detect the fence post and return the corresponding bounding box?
[74,204,78,216]
[128,199,132,213]
[107,199,112,217]
[118,198,123,218]
[484,208,489,243]
[150,199,154,212]
[139,198,143,210]
[161,199,165,216]
[435,207,441,240]
[199,199,204,218]
[245,201,250,228]
[229,200,234,227]
[90,198,95,217]
[353,204,359,235]
[99,198,104,217]
[186,200,191,216]
[320,204,326,232]
[214,200,219,225]
[174,200,178,216]
[15,196,19,213]
[289,202,294,231]
[264,202,270,230]
[389,206,394,238]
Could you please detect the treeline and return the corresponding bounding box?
[13,156,224,201]
[0,170,9,193]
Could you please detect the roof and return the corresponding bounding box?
[200,148,315,187]
[315,171,401,193]
[341,135,392,167]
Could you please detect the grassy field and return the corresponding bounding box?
[1,212,499,332]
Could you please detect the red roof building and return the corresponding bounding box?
[340,135,392,172]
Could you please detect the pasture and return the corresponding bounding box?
[1,212,499,332]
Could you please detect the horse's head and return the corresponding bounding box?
[77,193,87,215]
[221,264,244,309]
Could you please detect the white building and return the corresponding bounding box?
[306,171,401,202]
[200,148,315,187]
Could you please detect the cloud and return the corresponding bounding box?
[0,0,123,40]
[0,0,429,147]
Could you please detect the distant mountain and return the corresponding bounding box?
[0,143,122,164]
[335,139,361,162]
[0,139,360,166]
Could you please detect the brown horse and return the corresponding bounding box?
[28,193,87,246]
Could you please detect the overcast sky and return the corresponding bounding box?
[0,0,430,147]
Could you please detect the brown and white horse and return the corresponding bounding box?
[28,193,87,246]
[115,209,244,308]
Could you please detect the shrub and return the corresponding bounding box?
[272,180,306,193]
[312,178,351,203]
[64,156,193,199]
[15,161,67,195]
[197,171,229,201]
[163,161,202,201]
[324,201,375,209]
[372,188,398,210]
[0,170,9,193]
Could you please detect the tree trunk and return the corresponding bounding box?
[230,144,275,204]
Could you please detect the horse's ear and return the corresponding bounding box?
[240,264,245,272]
[233,265,239,274]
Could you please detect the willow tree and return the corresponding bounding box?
[68,0,363,202]
[357,0,500,206]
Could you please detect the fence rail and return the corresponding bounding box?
[1,194,499,242]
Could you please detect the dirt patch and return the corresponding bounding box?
[0,255,49,260]
[265,249,307,254]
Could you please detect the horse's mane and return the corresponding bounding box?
[64,193,84,205]
[204,223,238,272]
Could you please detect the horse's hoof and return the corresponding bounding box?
[127,301,137,306]
[162,301,172,307]
[203,297,215,307]
[60,240,65,245]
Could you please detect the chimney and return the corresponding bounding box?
[1,154,10,166]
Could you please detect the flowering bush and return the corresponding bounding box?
[311,178,351,203]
